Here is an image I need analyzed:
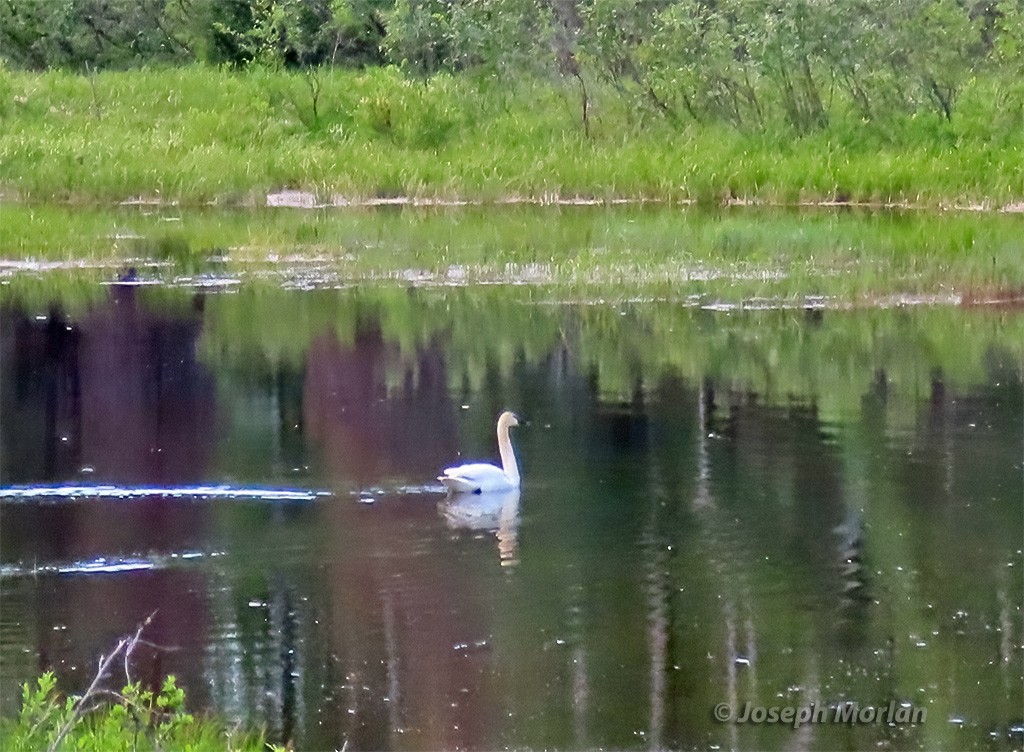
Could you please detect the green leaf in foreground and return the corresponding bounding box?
[1,670,276,752]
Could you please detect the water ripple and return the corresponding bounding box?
[0,550,225,578]
[0,484,329,502]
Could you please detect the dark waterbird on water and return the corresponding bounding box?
[116,266,138,283]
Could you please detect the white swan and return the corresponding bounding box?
[438,411,521,493]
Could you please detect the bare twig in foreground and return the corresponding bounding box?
[47,612,157,752]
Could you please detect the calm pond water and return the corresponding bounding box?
[0,281,1021,750]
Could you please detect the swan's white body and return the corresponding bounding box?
[439,411,521,494]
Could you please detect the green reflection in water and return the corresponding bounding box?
[195,285,1022,426]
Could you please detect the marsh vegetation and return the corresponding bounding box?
[0,0,1022,205]
[1,3,1022,750]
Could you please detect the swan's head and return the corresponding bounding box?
[498,410,521,429]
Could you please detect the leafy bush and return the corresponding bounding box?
[0,616,274,750]
[0,670,275,752]
[2,0,1020,137]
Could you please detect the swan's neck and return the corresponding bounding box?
[497,422,520,486]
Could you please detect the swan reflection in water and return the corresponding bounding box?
[439,488,521,566]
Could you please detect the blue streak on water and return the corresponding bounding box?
[0,550,225,579]
[0,485,329,502]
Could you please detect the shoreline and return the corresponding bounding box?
[2,190,1023,214]
[2,193,1020,306]
[2,255,1021,311]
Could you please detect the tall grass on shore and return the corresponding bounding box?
[0,65,1021,207]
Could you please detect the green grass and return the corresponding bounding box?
[0,65,1021,206]
[1,203,1021,307]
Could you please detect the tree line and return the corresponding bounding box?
[2,0,1022,131]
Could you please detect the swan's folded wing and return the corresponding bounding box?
[439,462,510,492]
[441,462,502,482]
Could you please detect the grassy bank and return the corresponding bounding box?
[0,66,1022,207]
[2,203,1022,306]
